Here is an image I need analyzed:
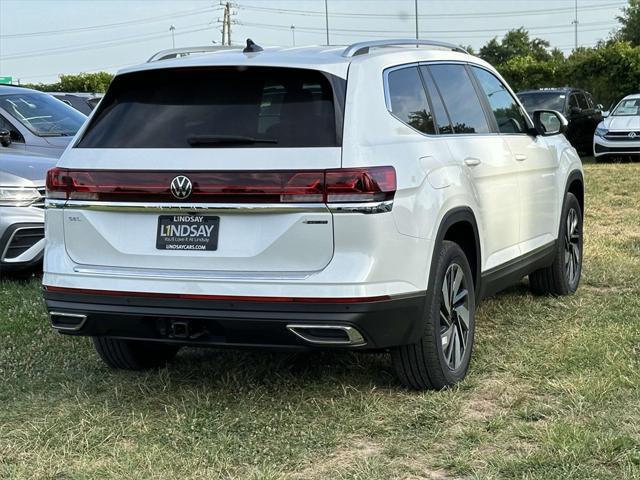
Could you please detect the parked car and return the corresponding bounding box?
[517,87,602,154]
[593,93,640,161]
[0,150,55,274]
[43,40,584,390]
[51,92,103,115]
[0,85,87,158]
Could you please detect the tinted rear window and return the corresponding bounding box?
[518,92,566,113]
[427,64,490,134]
[78,67,344,148]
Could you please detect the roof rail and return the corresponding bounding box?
[342,39,468,58]
[147,45,234,63]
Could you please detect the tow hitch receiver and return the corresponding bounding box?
[157,319,207,340]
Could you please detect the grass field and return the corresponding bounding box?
[1,161,639,479]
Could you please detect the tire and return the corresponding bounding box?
[392,240,476,390]
[529,192,583,296]
[92,337,179,370]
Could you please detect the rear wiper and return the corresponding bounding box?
[187,135,278,147]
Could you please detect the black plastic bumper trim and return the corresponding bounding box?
[43,290,427,350]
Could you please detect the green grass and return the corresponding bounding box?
[1,161,639,479]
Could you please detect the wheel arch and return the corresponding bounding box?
[565,169,584,216]
[431,207,482,298]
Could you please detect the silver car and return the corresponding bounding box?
[0,151,55,273]
[0,85,86,158]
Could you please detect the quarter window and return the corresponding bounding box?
[387,67,436,135]
[471,66,528,134]
[427,64,490,134]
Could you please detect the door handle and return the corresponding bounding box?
[515,154,527,162]
[464,157,481,167]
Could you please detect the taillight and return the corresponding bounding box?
[46,167,396,204]
[325,167,396,203]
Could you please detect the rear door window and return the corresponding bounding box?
[78,67,345,148]
[576,93,589,110]
[427,64,490,134]
[420,67,454,134]
[471,66,528,134]
[386,66,436,134]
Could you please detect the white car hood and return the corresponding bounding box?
[604,115,640,131]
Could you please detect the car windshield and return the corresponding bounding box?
[612,98,640,116]
[517,92,566,112]
[77,67,345,148]
[0,92,86,137]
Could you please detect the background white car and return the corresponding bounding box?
[593,93,640,161]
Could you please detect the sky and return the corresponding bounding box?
[0,0,630,84]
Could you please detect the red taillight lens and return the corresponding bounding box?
[325,166,396,203]
[46,167,396,204]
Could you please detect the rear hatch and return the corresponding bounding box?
[52,66,346,275]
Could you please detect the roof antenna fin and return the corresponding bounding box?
[243,39,263,53]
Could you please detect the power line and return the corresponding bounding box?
[246,20,617,34]
[0,6,220,39]
[235,1,626,19]
[237,20,617,37]
[1,23,213,61]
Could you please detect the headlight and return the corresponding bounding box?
[595,125,608,137]
[0,187,42,207]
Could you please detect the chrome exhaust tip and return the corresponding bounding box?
[286,324,366,346]
[49,311,87,332]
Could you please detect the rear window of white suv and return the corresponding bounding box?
[77,67,345,148]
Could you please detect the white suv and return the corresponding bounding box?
[44,40,584,389]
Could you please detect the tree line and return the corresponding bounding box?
[24,0,639,108]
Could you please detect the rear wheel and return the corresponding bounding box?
[92,337,179,370]
[529,193,583,296]
[392,241,476,390]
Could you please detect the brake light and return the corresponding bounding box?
[325,167,396,203]
[46,167,396,203]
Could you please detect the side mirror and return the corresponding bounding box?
[602,111,610,118]
[0,128,11,147]
[533,110,568,136]
[570,106,582,115]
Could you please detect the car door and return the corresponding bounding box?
[567,93,589,151]
[470,66,560,254]
[423,63,521,270]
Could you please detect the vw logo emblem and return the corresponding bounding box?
[170,175,193,200]
[629,132,638,139]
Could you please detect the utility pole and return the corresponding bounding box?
[219,2,234,46]
[572,0,579,50]
[221,3,227,45]
[291,25,296,46]
[324,0,330,46]
[414,0,419,44]
[169,25,176,48]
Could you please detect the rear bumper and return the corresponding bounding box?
[44,288,427,350]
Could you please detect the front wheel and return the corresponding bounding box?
[529,192,583,296]
[392,241,476,390]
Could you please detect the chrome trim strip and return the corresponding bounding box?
[46,199,393,214]
[329,200,393,214]
[286,324,367,346]
[49,311,88,332]
[49,200,329,214]
[73,265,313,281]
